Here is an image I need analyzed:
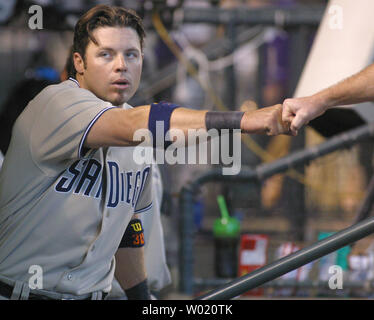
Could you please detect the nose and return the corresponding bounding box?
[115,54,127,72]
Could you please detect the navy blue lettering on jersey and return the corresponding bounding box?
[121,173,125,202]
[55,160,84,193]
[74,159,102,195]
[95,179,103,199]
[126,172,132,204]
[131,171,141,207]
[55,159,150,209]
[107,161,120,208]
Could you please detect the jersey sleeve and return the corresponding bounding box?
[134,165,153,214]
[30,85,116,174]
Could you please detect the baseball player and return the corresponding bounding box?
[0,69,171,300]
[0,5,288,300]
[61,51,172,298]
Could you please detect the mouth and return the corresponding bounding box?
[111,79,130,90]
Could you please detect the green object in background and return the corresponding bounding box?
[213,195,240,238]
[318,231,351,270]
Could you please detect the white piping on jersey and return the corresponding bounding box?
[78,106,117,158]
[134,202,153,214]
[69,77,80,87]
[67,77,118,159]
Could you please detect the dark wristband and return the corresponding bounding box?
[205,111,244,131]
[125,279,151,300]
[148,101,180,149]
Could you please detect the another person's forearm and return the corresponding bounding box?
[282,63,374,135]
[314,63,374,110]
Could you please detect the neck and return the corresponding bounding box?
[75,73,85,88]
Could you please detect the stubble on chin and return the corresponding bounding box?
[101,89,126,106]
[110,94,128,106]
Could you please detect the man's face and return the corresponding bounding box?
[75,26,143,105]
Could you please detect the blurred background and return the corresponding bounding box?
[2,0,374,299]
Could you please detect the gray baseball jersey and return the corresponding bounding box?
[0,78,153,296]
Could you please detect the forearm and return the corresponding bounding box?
[171,107,283,135]
[315,63,374,109]
[114,246,147,290]
[170,108,208,133]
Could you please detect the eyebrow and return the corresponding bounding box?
[98,46,140,52]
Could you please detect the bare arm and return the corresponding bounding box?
[114,214,147,291]
[282,63,374,135]
[84,104,289,149]
[319,63,374,107]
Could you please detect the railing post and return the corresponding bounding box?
[196,216,374,300]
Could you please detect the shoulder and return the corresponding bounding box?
[41,79,98,100]
[34,79,106,111]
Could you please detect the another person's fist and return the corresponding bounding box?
[282,95,326,136]
[241,104,290,136]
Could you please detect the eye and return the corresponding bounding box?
[99,51,112,59]
[126,51,139,59]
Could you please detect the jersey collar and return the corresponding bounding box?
[68,77,80,87]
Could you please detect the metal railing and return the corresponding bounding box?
[196,216,374,299]
[179,123,374,296]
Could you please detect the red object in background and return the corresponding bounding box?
[238,234,269,296]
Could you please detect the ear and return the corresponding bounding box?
[73,52,85,75]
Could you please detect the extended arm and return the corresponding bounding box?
[282,63,374,135]
[85,103,289,149]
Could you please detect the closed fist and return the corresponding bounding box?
[241,104,291,136]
